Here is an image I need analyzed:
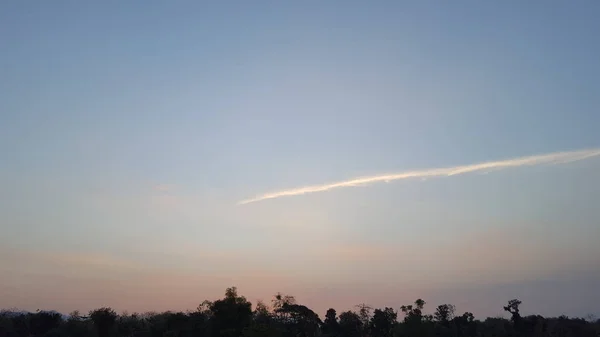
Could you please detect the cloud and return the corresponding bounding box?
[238,148,600,205]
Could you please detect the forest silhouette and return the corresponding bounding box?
[1,287,598,337]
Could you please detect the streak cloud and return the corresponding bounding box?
[238,148,600,205]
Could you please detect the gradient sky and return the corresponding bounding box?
[1,1,600,319]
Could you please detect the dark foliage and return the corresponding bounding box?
[1,289,598,337]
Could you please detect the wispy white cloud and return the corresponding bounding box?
[239,148,600,205]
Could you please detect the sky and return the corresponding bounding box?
[1,1,600,319]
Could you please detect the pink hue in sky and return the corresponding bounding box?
[3,219,598,317]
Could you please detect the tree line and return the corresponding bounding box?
[1,287,598,337]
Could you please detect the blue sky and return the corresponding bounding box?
[1,1,600,318]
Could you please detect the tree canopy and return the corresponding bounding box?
[0,287,598,337]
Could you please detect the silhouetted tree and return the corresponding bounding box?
[504,299,522,321]
[272,293,296,312]
[355,304,372,327]
[369,307,397,337]
[1,287,598,337]
[322,308,340,337]
[64,310,90,337]
[116,312,145,337]
[210,287,252,337]
[30,311,63,336]
[338,311,362,337]
[398,299,434,337]
[275,302,321,337]
[89,307,117,337]
[434,304,455,325]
